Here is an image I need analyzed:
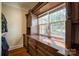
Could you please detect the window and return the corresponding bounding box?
[38,14,49,35]
[50,8,66,39]
[31,15,38,34]
[38,4,66,41]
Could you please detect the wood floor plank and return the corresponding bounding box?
[9,47,30,56]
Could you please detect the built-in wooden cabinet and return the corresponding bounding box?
[36,40,60,56]
[25,11,32,52]
[66,3,79,55]
[26,36,63,56]
[28,37,37,56]
[23,34,29,52]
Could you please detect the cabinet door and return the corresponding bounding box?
[26,12,32,27]
[23,34,26,47]
[29,38,36,46]
[71,24,79,50]
[66,20,72,49]
[28,45,37,56]
[66,3,72,49]
[23,35,29,51]
[28,38,37,56]
[73,3,79,23]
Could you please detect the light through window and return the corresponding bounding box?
[38,14,49,35]
[38,4,66,41]
[50,8,66,39]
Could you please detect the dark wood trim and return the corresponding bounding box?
[37,2,64,16]
[65,3,74,49]
[31,2,64,16]
[31,2,48,13]
[66,3,79,50]
[66,20,72,49]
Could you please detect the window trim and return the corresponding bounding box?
[38,3,65,18]
[37,3,66,40]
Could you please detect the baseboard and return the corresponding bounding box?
[9,44,23,51]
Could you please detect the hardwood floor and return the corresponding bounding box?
[9,47,30,56]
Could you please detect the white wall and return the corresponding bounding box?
[2,3,27,50]
[0,2,2,56]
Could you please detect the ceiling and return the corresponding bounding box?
[2,2,38,12]
[18,2,38,10]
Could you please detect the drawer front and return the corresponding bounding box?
[37,49,46,56]
[28,45,36,56]
[24,36,29,48]
[37,41,49,50]
[29,38,36,46]
[37,41,58,54]
[37,41,58,56]
[47,46,58,54]
[29,42,36,49]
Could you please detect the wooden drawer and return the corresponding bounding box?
[37,45,54,56]
[23,35,29,48]
[37,41,49,50]
[29,42,36,49]
[37,49,46,56]
[47,46,58,54]
[28,45,37,56]
[37,41,58,54]
[29,38,36,46]
[37,41,58,56]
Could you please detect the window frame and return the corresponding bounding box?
[37,3,66,40]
